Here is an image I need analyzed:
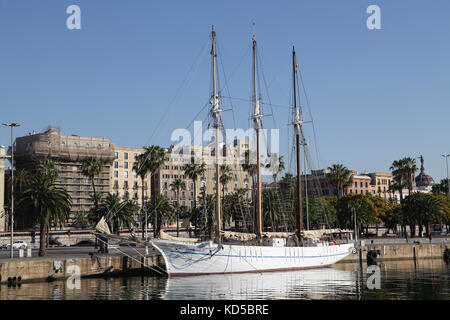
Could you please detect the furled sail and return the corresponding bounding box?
[159,230,200,243]
[95,216,111,235]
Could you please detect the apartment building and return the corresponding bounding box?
[110,146,151,206]
[368,172,393,198]
[305,169,389,198]
[346,171,373,195]
[156,139,251,208]
[14,127,115,224]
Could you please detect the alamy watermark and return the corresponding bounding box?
[168,121,280,175]
[66,264,81,290]
[366,265,381,290]
[66,5,81,30]
[367,5,381,30]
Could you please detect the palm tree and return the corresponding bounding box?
[184,157,206,209]
[220,164,233,230]
[98,193,138,234]
[81,156,103,210]
[146,194,175,236]
[403,157,418,236]
[16,173,72,256]
[390,157,417,236]
[242,150,258,195]
[39,158,59,183]
[170,178,186,237]
[133,153,152,238]
[141,145,166,238]
[11,168,31,195]
[326,164,353,227]
[265,153,285,185]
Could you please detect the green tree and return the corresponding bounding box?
[133,153,152,238]
[405,193,447,237]
[16,173,72,256]
[326,164,353,227]
[242,150,259,203]
[432,179,450,196]
[265,153,285,184]
[220,164,233,230]
[141,145,166,237]
[170,178,186,237]
[184,157,206,209]
[81,156,104,210]
[338,194,381,235]
[39,158,60,183]
[146,194,175,237]
[11,168,31,194]
[98,193,138,234]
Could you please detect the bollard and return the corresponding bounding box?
[27,247,32,257]
[19,248,24,258]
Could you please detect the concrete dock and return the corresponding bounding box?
[338,240,449,263]
[0,246,165,285]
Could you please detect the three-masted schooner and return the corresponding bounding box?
[151,26,355,276]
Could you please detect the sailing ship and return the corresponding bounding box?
[151,26,355,276]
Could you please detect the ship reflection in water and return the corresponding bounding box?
[163,267,354,300]
[0,259,449,300]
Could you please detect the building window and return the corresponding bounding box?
[124,152,128,160]
[124,162,128,169]
[124,171,128,179]
[61,141,65,147]
[114,171,118,178]
[85,143,89,149]
[133,153,137,160]
[114,152,118,159]
[114,162,118,168]
[72,166,78,172]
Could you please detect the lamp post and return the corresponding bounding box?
[352,206,358,245]
[3,123,20,259]
[442,154,450,198]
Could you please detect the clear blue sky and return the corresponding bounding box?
[1,1,449,181]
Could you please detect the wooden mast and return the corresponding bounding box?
[211,25,222,244]
[293,46,304,246]
[252,34,263,245]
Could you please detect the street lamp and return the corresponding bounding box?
[442,154,450,198]
[352,206,358,245]
[2,123,20,259]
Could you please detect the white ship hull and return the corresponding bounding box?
[152,240,355,276]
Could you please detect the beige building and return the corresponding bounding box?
[346,171,372,195]
[368,172,393,199]
[0,146,6,231]
[157,139,251,209]
[14,127,115,225]
[110,146,151,206]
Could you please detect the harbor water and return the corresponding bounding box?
[1,259,448,300]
